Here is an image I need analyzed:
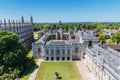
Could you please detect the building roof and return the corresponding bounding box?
[45,40,72,46]
[103,44,120,52]
[88,45,120,75]
[76,30,98,40]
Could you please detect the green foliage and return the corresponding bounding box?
[112,32,120,44]
[34,22,120,32]
[0,30,34,80]
[98,34,105,41]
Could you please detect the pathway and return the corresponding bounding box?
[75,60,89,80]
[28,59,43,80]
[75,59,97,80]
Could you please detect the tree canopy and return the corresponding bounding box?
[98,34,105,42]
[0,30,32,80]
[33,22,120,32]
[112,32,120,44]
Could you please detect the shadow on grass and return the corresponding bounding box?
[58,76,62,79]
[20,46,38,80]
[20,58,38,80]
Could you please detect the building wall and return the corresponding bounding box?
[44,46,72,61]
[0,16,34,47]
[85,48,119,80]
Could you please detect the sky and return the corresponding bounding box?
[0,0,120,23]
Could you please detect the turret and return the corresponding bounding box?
[30,16,33,24]
[21,16,24,24]
[4,19,6,29]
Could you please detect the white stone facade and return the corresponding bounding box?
[85,45,120,80]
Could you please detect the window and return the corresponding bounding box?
[51,49,54,55]
[68,49,70,55]
[56,49,60,55]
[38,48,41,52]
[62,49,65,55]
[46,49,48,55]
[75,47,79,53]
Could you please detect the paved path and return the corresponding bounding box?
[75,60,89,80]
[28,59,43,80]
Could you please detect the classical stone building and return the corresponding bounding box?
[85,45,120,80]
[32,29,84,61]
[44,40,83,61]
[0,16,34,47]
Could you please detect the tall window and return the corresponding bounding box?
[68,49,70,55]
[62,49,65,55]
[38,48,41,52]
[46,49,48,55]
[56,49,60,55]
[51,49,54,55]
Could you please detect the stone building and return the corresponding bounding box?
[32,29,84,61]
[75,30,99,45]
[44,40,83,61]
[85,45,120,80]
[0,16,34,47]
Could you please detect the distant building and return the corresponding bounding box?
[85,45,120,80]
[0,16,34,47]
[101,29,120,38]
[75,30,99,45]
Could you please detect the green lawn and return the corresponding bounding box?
[35,62,81,80]
[34,32,38,40]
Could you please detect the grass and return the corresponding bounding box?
[35,62,81,80]
[34,32,39,40]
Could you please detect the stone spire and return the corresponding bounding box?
[8,20,11,25]
[30,15,33,24]
[21,16,24,24]
[0,20,1,30]
[4,19,7,29]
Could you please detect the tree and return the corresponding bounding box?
[0,30,32,79]
[98,34,105,42]
[112,32,120,44]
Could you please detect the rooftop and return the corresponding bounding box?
[89,45,120,74]
[76,30,98,40]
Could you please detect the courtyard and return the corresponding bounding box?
[35,62,82,80]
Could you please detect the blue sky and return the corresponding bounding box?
[0,0,120,22]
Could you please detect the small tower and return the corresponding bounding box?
[8,20,11,31]
[21,16,24,24]
[4,19,7,30]
[30,16,33,24]
[0,20,1,30]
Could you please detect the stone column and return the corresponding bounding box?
[54,48,56,61]
[60,48,62,61]
[48,48,51,61]
[65,48,67,61]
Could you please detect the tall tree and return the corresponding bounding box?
[0,30,31,80]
